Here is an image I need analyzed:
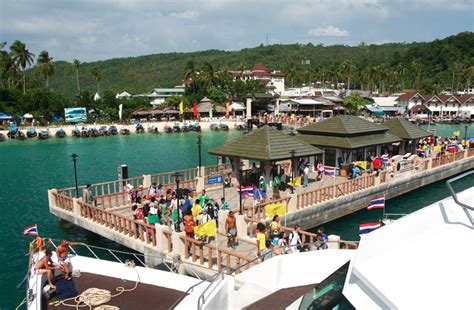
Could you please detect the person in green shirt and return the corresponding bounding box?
[159,199,169,226]
[199,189,210,207]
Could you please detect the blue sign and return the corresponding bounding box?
[207,175,224,185]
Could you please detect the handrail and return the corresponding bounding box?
[446,170,474,226]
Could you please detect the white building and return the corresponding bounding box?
[145,88,185,107]
[228,63,285,95]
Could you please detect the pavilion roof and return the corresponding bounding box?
[297,115,387,137]
[297,132,401,149]
[382,118,432,140]
[208,125,322,161]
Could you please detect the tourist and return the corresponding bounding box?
[316,162,324,181]
[273,231,287,255]
[371,156,382,177]
[133,204,144,237]
[170,193,178,211]
[316,227,328,250]
[136,185,144,204]
[225,211,237,248]
[56,240,83,280]
[256,222,267,258]
[303,164,310,188]
[270,215,281,238]
[206,199,219,227]
[221,197,230,210]
[352,164,361,179]
[192,199,203,225]
[183,209,195,239]
[250,162,259,185]
[288,225,302,254]
[199,189,210,207]
[159,198,169,226]
[34,249,59,289]
[147,200,159,225]
[148,182,158,197]
[252,185,261,207]
[83,184,94,205]
[258,176,267,201]
[125,183,133,204]
[156,184,164,197]
[171,203,181,232]
[199,209,212,243]
[272,172,281,199]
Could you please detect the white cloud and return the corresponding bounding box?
[308,26,350,37]
[168,10,200,19]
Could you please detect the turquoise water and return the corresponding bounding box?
[0,124,472,309]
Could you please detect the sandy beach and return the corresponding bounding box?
[0,119,245,136]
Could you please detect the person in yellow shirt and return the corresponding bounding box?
[256,222,267,258]
[191,199,202,225]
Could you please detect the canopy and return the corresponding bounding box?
[23,113,34,119]
[229,102,245,111]
[365,105,384,115]
[0,113,12,120]
[209,125,322,161]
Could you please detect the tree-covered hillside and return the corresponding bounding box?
[31,32,474,98]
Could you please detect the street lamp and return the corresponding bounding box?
[197,135,202,176]
[238,160,244,215]
[289,150,296,194]
[173,171,183,232]
[71,153,79,198]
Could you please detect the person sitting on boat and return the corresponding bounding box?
[35,249,60,289]
[56,240,84,280]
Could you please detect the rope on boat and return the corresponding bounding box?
[15,297,27,310]
[55,260,139,310]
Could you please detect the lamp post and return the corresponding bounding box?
[197,135,202,176]
[173,171,183,232]
[71,153,79,198]
[238,160,243,215]
[289,150,296,194]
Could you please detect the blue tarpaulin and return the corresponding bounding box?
[0,113,12,120]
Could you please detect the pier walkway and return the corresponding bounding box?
[48,148,474,275]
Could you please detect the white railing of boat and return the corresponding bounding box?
[446,170,474,226]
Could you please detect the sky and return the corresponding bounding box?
[0,0,473,63]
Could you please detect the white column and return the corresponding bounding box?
[72,197,81,216]
[48,188,58,210]
[142,174,152,189]
[171,231,186,257]
[275,98,280,115]
[155,224,170,252]
[246,97,252,119]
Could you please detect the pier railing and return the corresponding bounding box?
[180,236,257,274]
[150,167,198,186]
[52,192,74,212]
[204,164,231,176]
[239,197,291,222]
[57,176,144,199]
[296,174,375,210]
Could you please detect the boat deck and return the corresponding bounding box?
[46,272,186,310]
[243,283,316,309]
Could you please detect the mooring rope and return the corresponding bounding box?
[54,260,140,310]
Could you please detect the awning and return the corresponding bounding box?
[0,113,12,120]
[366,106,384,115]
[23,113,34,118]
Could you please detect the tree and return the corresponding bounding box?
[342,93,367,115]
[183,60,196,96]
[37,50,54,88]
[9,40,35,94]
[284,62,296,87]
[411,59,422,90]
[340,59,356,90]
[73,59,81,94]
[200,62,216,87]
[91,67,102,94]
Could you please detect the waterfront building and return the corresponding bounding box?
[297,115,402,169]
[382,118,432,154]
[115,91,132,99]
[145,88,185,107]
[197,97,226,117]
[372,96,403,115]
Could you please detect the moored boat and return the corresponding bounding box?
[16,130,27,140]
[38,129,50,140]
[7,127,17,139]
[55,129,66,138]
[182,122,190,132]
[99,126,108,136]
[90,128,100,137]
[235,124,245,131]
[147,125,159,133]
[190,122,201,132]
[164,124,172,133]
[210,123,219,131]
[81,127,90,137]
[172,122,181,132]
[219,123,229,131]
[26,128,37,138]
[120,128,130,135]
[71,128,81,137]
[0,133,5,142]
[108,125,118,135]
[136,124,145,133]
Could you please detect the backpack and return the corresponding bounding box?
[184,216,194,233]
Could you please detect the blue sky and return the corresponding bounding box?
[1,0,472,62]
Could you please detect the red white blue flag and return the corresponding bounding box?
[359,222,381,235]
[237,186,254,198]
[368,196,385,210]
[23,224,39,236]
[323,166,336,177]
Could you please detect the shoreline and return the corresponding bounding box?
[0,119,245,137]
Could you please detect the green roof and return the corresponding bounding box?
[208,126,322,161]
[382,118,432,140]
[297,115,387,136]
[297,132,402,149]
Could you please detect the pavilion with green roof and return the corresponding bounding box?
[208,125,322,183]
[382,117,432,154]
[297,115,402,169]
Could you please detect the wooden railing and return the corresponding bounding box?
[52,192,74,211]
[468,148,474,157]
[181,236,256,274]
[151,167,198,186]
[78,201,157,247]
[57,176,144,199]
[296,174,375,209]
[241,197,291,222]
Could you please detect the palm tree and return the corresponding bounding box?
[340,59,356,90]
[201,62,216,87]
[396,63,407,90]
[73,59,81,93]
[284,62,296,88]
[9,40,35,94]
[91,67,102,94]
[183,60,196,95]
[411,60,422,90]
[37,50,54,88]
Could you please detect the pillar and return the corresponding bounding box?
[275,98,280,115]
[327,235,340,250]
[47,188,58,210]
[246,97,252,120]
[235,214,248,239]
[171,230,185,257]
[72,198,81,216]
[142,174,152,189]
[155,224,170,252]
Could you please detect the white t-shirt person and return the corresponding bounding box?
[289,228,301,253]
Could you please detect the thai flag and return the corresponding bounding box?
[368,196,385,210]
[359,222,381,235]
[23,224,39,236]
[237,186,254,198]
[323,166,335,177]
